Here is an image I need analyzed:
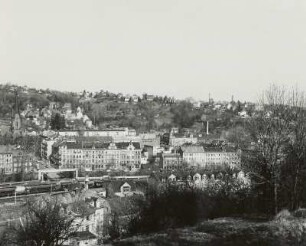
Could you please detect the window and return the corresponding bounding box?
[122,185,131,193]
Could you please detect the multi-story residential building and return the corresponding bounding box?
[41,138,56,160]
[53,141,142,171]
[12,151,35,173]
[180,145,205,166]
[0,145,13,174]
[180,145,241,169]
[161,152,183,170]
[0,145,34,174]
[203,147,241,168]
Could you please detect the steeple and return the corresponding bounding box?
[11,89,22,137]
[14,89,19,115]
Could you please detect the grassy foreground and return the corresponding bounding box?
[112,210,306,246]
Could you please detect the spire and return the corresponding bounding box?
[14,89,19,114]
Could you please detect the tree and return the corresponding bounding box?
[50,113,65,130]
[171,101,198,128]
[108,212,120,240]
[247,85,294,214]
[3,197,79,246]
[223,126,251,148]
[281,89,306,210]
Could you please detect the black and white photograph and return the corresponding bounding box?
[1,0,306,245]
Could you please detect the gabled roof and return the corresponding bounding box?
[107,180,136,193]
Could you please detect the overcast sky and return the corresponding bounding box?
[1,0,306,102]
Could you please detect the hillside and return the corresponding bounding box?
[0,83,250,134]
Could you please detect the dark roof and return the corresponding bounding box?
[181,145,204,153]
[0,145,12,154]
[162,153,182,158]
[203,146,238,153]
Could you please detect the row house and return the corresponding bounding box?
[55,141,142,171]
[154,171,250,189]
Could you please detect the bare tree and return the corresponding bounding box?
[247,85,292,214]
[284,88,306,210]
[3,197,80,246]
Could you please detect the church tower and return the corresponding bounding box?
[11,89,22,138]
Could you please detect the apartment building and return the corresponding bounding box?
[0,146,13,174]
[0,145,34,174]
[54,141,142,171]
[161,152,183,170]
[41,138,56,160]
[180,145,241,169]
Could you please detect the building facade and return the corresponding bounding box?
[180,145,241,169]
[0,145,34,174]
[41,138,56,160]
[161,153,183,170]
[55,141,142,171]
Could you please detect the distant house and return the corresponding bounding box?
[132,95,139,103]
[238,110,249,118]
[146,95,154,101]
[49,102,59,110]
[41,107,52,119]
[109,181,134,197]
[63,103,72,115]
[193,173,201,181]
[124,95,131,103]
[168,174,176,182]
[193,101,202,109]
[119,182,132,196]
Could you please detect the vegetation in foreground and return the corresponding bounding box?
[114,209,306,246]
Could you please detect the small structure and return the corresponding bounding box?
[168,174,176,182]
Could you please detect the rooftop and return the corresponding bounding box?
[61,141,141,150]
